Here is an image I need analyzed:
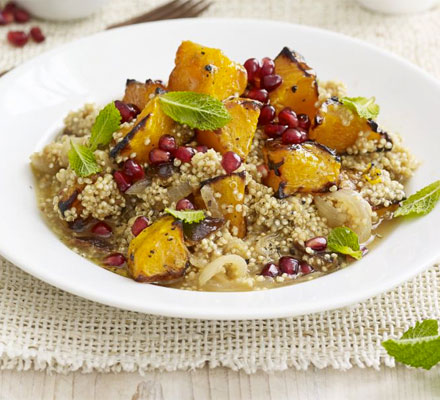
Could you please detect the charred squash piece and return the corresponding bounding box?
[196,98,260,160]
[57,184,85,218]
[110,96,176,165]
[262,140,340,197]
[200,172,246,238]
[122,79,166,111]
[127,216,189,283]
[269,47,319,120]
[167,41,247,100]
[309,97,392,154]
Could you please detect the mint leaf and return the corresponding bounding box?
[341,96,380,120]
[382,320,440,370]
[394,180,440,217]
[89,102,121,151]
[164,208,205,224]
[68,141,101,177]
[159,91,231,130]
[327,226,362,259]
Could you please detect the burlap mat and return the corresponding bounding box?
[0,0,439,373]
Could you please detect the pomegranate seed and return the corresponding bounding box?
[264,123,287,138]
[30,26,45,43]
[261,262,280,277]
[281,128,307,145]
[149,148,171,165]
[0,10,13,25]
[174,146,196,163]
[123,159,144,182]
[258,105,276,125]
[259,57,275,77]
[247,88,269,103]
[257,164,268,177]
[131,216,150,236]
[156,162,174,178]
[298,114,311,132]
[279,256,299,275]
[278,107,299,128]
[13,8,30,23]
[176,198,195,211]
[7,31,28,47]
[4,2,17,13]
[300,261,314,275]
[113,171,131,192]
[305,236,327,251]
[104,253,126,267]
[158,134,177,152]
[243,58,261,82]
[114,100,139,123]
[196,145,208,153]
[261,74,283,92]
[91,221,112,237]
[221,151,242,174]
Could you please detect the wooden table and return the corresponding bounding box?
[0,365,438,399]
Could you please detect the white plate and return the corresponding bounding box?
[0,19,439,320]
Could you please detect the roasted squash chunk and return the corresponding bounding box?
[262,140,340,197]
[309,97,392,154]
[167,41,247,100]
[127,216,189,283]
[122,79,166,111]
[196,98,260,160]
[110,96,176,165]
[57,184,85,218]
[200,172,246,238]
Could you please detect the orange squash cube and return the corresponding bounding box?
[122,79,166,111]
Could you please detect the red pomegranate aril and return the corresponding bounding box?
[298,114,311,132]
[158,134,177,152]
[131,216,150,236]
[149,148,171,165]
[278,107,299,128]
[221,151,242,174]
[91,221,112,237]
[156,162,174,178]
[261,74,283,92]
[13,8,30,23]
[174,146,196,163]
[305,236,327,251]
[123,159,145,181]
[114,100,139,123]
[196,145,208,153]
[261,262,280,277]
[281,128,307,145]
[279,256,299,275]
[30,26,45,43]
[300,261,314,275]
[243,58,261,83]
[0,10,13,25]
[247,88,269,103]
[264,123,287,138]
[7,30,28,47]
[4,2,17,12]
[259,57,275,77]
[258,104,276,126]
[176,198,195,211]
[113,171,131,192]
[104,253,126,267]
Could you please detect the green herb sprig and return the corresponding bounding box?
[165,208,206,224]
[68,102,121,177]
[394,180,440,217]
[327,226,362,260]
[341,96,380,120]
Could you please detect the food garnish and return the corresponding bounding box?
[164,208,206,224]
[382,319,440,370]
[327,227,362,260]
[340,96,380,120]
[394,180,440,217]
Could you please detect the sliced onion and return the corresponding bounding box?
[315,189,372,242]
[200,185,223,218]
[167,181,193,203]
[125,177,151,195]
[199,254,248,286]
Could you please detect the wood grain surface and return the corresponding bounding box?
[0,366,439,400]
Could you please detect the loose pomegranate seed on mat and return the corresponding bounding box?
[103,253,126,267]
[176,198,195,211]
[0,10,14,25]
[7,30,28,47]
[221,151,241,173]
[174,146,196,163]
[13,7,30,23]
[91,221,112,237]
[159,134,177,152]
[30,26,45,43]
[258,105,276,125]
[131,216,150,236]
